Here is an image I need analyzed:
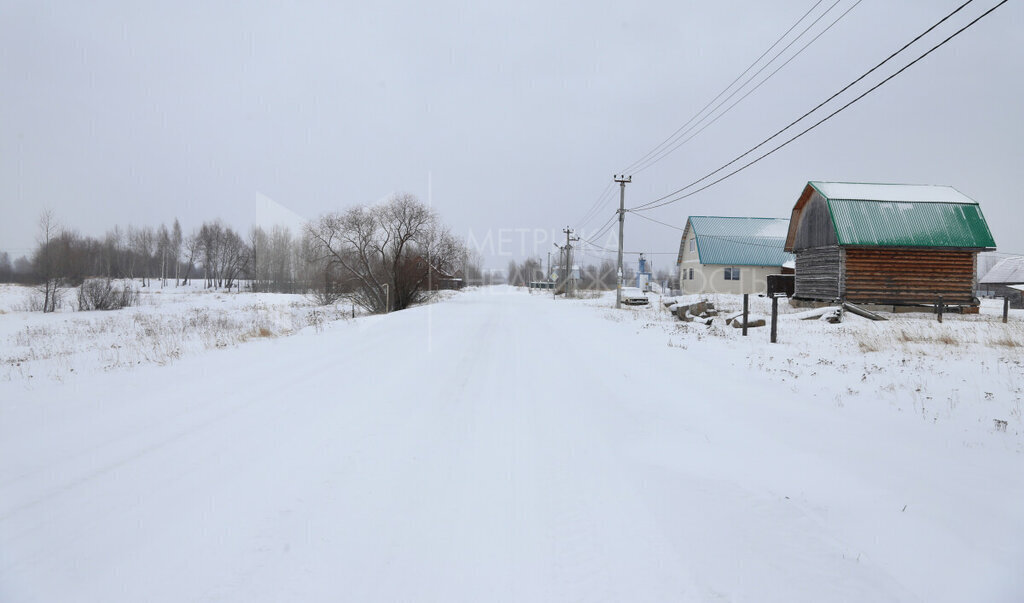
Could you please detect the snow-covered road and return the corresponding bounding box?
[2,287,1022,601]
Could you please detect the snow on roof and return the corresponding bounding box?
[979,256,1024,284]
[810,182,977,204]
[1008,284,1024,292]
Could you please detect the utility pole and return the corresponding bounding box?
[553,243,562,299]
[614,175,631,309]
[546,251,551,287]
[562,226,579,298]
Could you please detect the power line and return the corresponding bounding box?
[626,211,684,231]
[576,182,616,230]
[620,0,829,175]
[584,211,619,244]
[628,0,851,174]
[629,0,863,175]
[626,211,792,251]
[631,0,1000,213]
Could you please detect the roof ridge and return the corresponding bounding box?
[810,180,956,188]
[827,198,977,204]
[689,215,788,219]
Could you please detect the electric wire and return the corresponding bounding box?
[584,211,620,244]
[627,0,853,175]
[626,210,684,231]
[619,0,828,175]
[575,181,615,230]
[631,0,998,213]
[630,0,863,175]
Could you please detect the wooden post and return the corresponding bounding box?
[1004,296,1010,323]
[937,294,943,323]
[742,293,749,337]
[770,296,779,343]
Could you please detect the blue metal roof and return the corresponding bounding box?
[688,216,794,267]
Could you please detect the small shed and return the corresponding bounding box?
[676,216,793,295]
[784,181,996,307]
[979,255,1024,308]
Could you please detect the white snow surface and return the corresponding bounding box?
[811,181,977,204]
[1,286,1023,602]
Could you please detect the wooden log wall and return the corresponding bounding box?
[794,245,842,301]
[844,247,977,305]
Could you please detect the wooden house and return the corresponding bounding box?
[784,182,996,308]
[676,216,793,295]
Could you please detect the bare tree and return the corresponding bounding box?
[128,226,155,286]
[198,221,222,288]
[218,228,249,289]
[249,226,266,291]
[171,219,183,286]
[305,193,466,313]
[181,232,200,286]
[506,257,543,287]
[463,248,485,286]
[157,223,171,287]
[0,252,11,283]
[269,225,295,292]
[33,210,63,312]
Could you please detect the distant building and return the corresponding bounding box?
[676,216,793,295]
[979,255,1024,308]
[784,181,996,307]
[411,256,464,290]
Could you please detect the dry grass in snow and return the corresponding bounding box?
[0,284,355,382]
[572,290,1024,450]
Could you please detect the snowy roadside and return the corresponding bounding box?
[569,290,1024,449]
[0,283,358,383]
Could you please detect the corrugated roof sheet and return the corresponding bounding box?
[979,256,1024,284]
[826,199,996,248]
[689,216,794,267]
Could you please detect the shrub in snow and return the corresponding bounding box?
[77,279,139,311]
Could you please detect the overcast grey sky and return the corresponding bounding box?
[2,0,1021,269]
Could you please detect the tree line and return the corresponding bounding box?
[6,194,486,313]
[505,256,672,290]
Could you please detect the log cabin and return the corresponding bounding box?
[784,181,997,309]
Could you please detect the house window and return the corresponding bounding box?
[688,268,694,280]
[724,267,740,280]
[689,239,695,252]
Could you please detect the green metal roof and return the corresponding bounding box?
[689,216,794,267]
[824,198,996,249]
[806,181,997,248]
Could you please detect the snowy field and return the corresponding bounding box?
[1,285,1022,602]
[0,283,355,382]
